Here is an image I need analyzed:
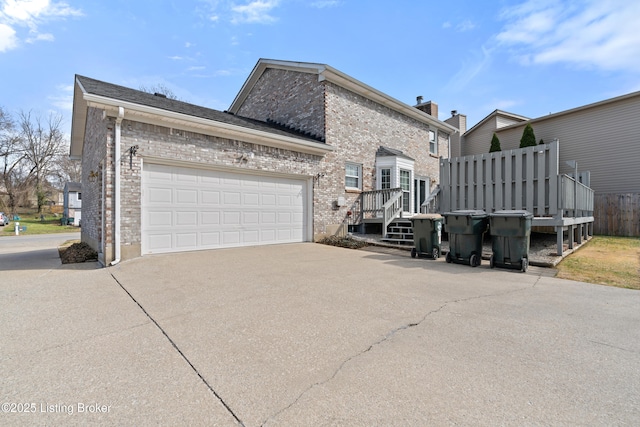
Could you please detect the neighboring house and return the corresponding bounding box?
[70,59,458,265]
[461,91,640,236]
[63,182,82,226]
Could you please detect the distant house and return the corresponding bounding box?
[460,91,640,236]
[70,59,459,265]
[63,182,81,226]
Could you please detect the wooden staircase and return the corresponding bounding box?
[381,218,414,245]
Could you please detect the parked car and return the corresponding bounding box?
[0,212,9,226]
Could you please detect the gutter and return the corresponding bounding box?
[110,106,124,266]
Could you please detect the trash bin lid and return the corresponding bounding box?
[490,210,533,218]
[444,210,487,218]
[411,213,442,220]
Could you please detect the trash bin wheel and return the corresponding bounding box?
[445,252,452,263]
[411,248,417,258]
[470,253,480,267]
[489,255,495,269]
[432,247,439,259]
[521,257,529,273]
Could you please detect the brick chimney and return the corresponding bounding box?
[415,99,438,119]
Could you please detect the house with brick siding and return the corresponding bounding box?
[70,58,458,265]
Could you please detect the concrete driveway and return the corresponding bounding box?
[1,235,639,426]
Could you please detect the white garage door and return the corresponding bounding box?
[142,163,307,254]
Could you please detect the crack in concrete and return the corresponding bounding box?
[109,272,245,427]
[261,281,540,426]
[588,340,639,354]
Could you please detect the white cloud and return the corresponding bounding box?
[26,31,53,43]
[0,0,83,52]
[496,0,640,72]
[231,0,279,24]
[445,45,494,93]
[441,21,451,29]
[456,19,475,32]
[48,83,74,111]
[0,22,17,51]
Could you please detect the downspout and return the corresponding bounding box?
[110,106,124,266]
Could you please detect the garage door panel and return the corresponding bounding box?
[147,211,173,227]
[176,211,198,226]
[223,211,241,225]
[223,192,241,205]
[143,164,307,254]
[176,189,198,204]
[244,193,259,205]
[243,211,260,224]
[244,230,259,243]
[222,231,240,244]
[201,190,220,205]
[201,211,220,225]
[201,232,220,246]
[148,234,173,252]
[176,233,197,248]
[262,212,277,224]
[148,187,172,204]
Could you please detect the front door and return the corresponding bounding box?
[414,176,429,213]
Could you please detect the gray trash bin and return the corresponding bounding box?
[443,210,488,267]
[410,214,443,259]
[489,210,533,272]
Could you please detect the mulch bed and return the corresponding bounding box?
[59,242,98,264]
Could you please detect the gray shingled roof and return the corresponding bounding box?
[376,146,414,160]
[75,75,325,143]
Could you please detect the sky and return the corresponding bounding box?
[2,0,640,139]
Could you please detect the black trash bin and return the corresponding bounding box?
[489,210,533,272]
[443,210,488,267]
[410,214,443,259]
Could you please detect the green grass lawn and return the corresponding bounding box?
[1,214,78,236]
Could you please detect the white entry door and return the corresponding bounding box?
[142,163,308,254]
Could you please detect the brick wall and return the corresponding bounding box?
[116,120,322,259]
[236,68,449,237]
[80,107,110,262]
[236,68,326,139]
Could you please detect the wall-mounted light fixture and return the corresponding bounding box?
[88,170,99,183]
[238,152,254,163]
[127,145,139,170]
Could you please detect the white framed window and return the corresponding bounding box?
[345,162,362,190]
[400,169,411,212]
[380,168,391,189]
[429,130,437,155]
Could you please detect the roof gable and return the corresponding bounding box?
[465,109,529,136]
[229,59,458,134]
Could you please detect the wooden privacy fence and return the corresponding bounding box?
[593,193,640,236]
[439,140,594,218]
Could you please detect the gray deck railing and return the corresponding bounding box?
[439,140,593,217]
[358,188,403,229]
[560,174,594,217]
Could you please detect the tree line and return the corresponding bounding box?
[0,107,80,214]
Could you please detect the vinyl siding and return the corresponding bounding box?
[461,118,497,156]
[466,95,640,194]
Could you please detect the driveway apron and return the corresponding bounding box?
[2,237,639,426]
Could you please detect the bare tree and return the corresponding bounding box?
[50,153,82,187]
[139,83,180,100]
[16,111,67,212]
[0,107,26,213]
